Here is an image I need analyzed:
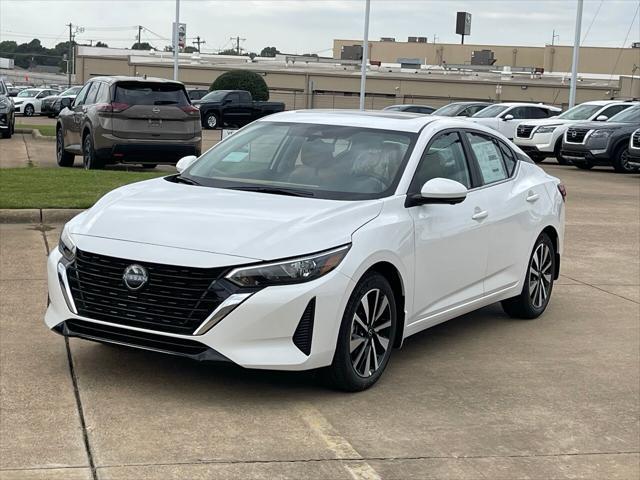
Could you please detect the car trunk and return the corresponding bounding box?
[111,82,198,140]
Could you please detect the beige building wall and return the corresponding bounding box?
[333,39,640,76]
[76,54,621,112]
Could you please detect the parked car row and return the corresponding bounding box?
[0,79,16,138]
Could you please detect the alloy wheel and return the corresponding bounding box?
[24,105,34,116]
[349,288,392,377]
[529,243,553,309]
[207,115,217,128]
[83,136,92,169]
[56,130,63,162]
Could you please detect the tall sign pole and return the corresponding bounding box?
[359,0,371,111]
[569,0,583,108]
[173,0,180,81]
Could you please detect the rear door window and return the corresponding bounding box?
[466,132,509,185]
[114,82,189,106]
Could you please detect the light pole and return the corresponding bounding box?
[569,0,583,108]
[173,0,180,81]
[359,0,371,111]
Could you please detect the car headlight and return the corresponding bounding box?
[590,129,612,139]
[58,224,76,262]
[536,125,558,134]
[226,245,350,287]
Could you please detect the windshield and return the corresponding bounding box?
[609,106,640,123]
[557,104,602,120]
[61,86,82,96]
[433,104,464,116]
[183,122,416,200]
[17,89,39,98]
[200,91,228,102]
[472,104,509,118]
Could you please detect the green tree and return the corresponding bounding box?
[219,48,240,56]
[131,42,153,50]
[260,46,279,57]
[184,46,198,53]
[210,70,269,101]
[95,41,109,48]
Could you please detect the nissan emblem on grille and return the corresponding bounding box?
[123,264,148,290]
[571,131,577,137]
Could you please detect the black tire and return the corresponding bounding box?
[575,162,594,170]
[82,133,104,170]
[325,272,398,392]
[612,144,636,174]
[204,112,219,130]
[24,104,35,117]
[554,139,568,165]
[502,233,556,319]
[1,121,10,139]
[532,154,546,164]
[56,128,75,167]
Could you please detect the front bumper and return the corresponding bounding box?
[514,132,555,154]
[45,246,355,371]
[560,145,611,166]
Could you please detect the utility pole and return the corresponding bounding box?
[137,25,143,46]
[67,23,73,87]
[551,29,559,46]
[569,0,583,108]
[173,0,180,80]
[229,36,246,55]
[193,36,206,53]
[359,0,371,110]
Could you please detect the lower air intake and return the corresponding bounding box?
[292,298,315,356]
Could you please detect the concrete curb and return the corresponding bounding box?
[0,209,83,224]
[14,128,56,142]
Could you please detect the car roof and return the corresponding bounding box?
[87,75,184,86]
[262,109,489,133]
[579,100,638,106]
[441,101,492,106]
[386,104,433,108]
[494,102,561,109]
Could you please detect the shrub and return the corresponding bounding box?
[210,70,269,101]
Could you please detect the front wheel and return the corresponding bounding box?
[325,272,397,391]
[554,139,568,165]
[612,145,636,174]
[56,128,75,167]
[23,104,35,117]
[575,163,593,170]
[502,233,555,319]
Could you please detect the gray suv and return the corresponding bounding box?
[0,79,16,139]
[56,76,202,169]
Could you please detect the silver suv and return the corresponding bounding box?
[56,76,202,169]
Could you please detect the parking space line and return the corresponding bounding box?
[296,404,381,480]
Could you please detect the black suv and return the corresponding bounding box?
[0,79,16,139]
[561,105,640,173]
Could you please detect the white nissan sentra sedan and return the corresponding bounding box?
[46,110,565,391]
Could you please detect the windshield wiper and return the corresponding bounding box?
[174,175,201,186]
[228,186,315,197]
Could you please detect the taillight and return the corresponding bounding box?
[557,183,567,202]
[180,104,200,115]
[95,102,129,113]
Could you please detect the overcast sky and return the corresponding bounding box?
[1,0,639,55]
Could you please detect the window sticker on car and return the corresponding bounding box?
[471,141,507,183]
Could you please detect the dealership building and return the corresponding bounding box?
[73,40,639,111]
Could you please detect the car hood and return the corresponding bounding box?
[518,118,568,127]
[69,177,383,261]
[569,121,630,130]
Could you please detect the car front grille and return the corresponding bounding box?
[565,127,590,144]
[516,125,536,138]
[632,130,640,149]
[67,249,228,335]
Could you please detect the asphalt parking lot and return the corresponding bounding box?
[1,143,639,478]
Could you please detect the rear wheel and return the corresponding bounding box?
[531,153,546,164]
[502,233,555,319]
[24,104,35,117]
[325,272,397,391]
[56,128,75,167]
[82,133,103,170]
[612,144,636,173]
[204,112,219,129]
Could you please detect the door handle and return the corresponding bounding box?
[471,210,488,221]
[526,191,540,203]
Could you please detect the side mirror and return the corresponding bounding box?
[60,97,73,109]
[176,155,198,173]
[406,178,468,207]
[503,114,514,121]
[595,115,608,122]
